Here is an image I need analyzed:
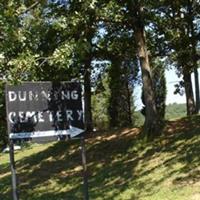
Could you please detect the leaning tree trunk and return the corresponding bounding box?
[84,58,93,131]
[134,25,159,138]
[182,67,196,116]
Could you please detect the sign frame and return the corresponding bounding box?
[5,81,89,200]
[6,81,85,141]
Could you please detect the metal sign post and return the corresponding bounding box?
[9,139,19,200]
[5,84,19,200]
[80,136,89,200]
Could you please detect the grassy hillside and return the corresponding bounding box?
[134,103,186,127]
[165,103,186,120]
[1,115,200,200]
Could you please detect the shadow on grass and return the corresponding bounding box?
[1,115,200,199]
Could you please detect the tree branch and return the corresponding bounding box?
[19,2,40,15]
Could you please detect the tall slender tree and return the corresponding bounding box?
[126,1,159,137]
[186,0,200,113]
[154,0,196,115]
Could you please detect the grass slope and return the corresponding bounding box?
[1,115,200,200]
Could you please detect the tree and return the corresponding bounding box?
[92,69,110,129]
[95,4,137,128]
[126,1,160,137]
[152,59,167,121]
[186,0,200,113]
[108,59,134,127]
[155,0,197,116]
[0,0,26,148]
[30,0,98,131]
[141,59,167,122]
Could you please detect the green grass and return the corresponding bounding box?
[134,103,187,127]
[1,115,200,200]
[165,103,186,120]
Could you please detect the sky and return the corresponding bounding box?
[134,68,200,110]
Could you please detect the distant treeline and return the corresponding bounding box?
[134,103,187,127]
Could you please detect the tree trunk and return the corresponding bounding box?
[194,68,200,113]
[126,81,132,125]
[187,0,200,113]
[108,59,133,128]
[182,67,196,116]
[152,60,166,122]
[134,25,158,138]
[84,59,93,131]
[108,60,120,127]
